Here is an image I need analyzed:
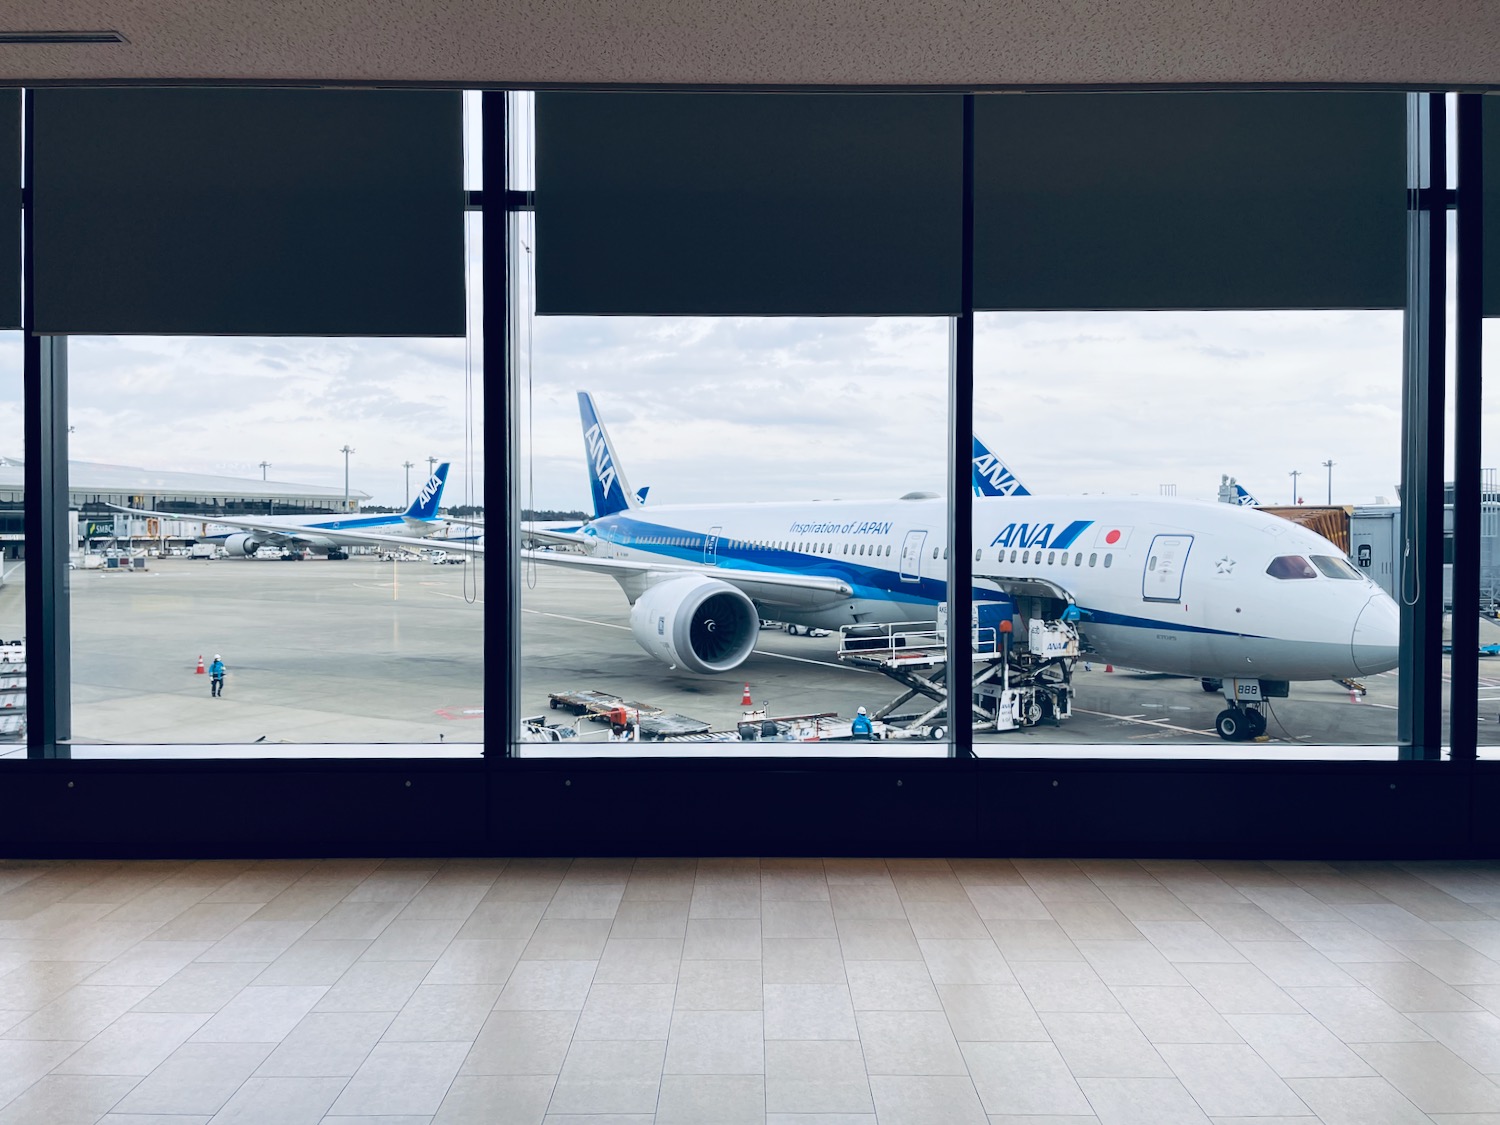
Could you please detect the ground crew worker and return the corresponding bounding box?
[209,654,226,697]
[851,705,873,739]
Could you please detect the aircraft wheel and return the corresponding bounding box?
[786,624,802,636]
[1202,678,1222,693]
[1214,708,1247,741]
[927,726,947,740]
[1246,710,1268,738]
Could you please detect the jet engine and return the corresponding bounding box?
[629,576,759,674]
[223,533,263,557]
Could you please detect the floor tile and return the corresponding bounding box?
[254,1011,392,1077]
[110,1041,274,1116]
[1012,961,1122,1013]
[938,983,1048,1041]
[252,938,370,986]
[867,1074,988,1125]
[664,1009,764,1074]
[1283,1075,1434,1125]
[460,1009,578,1076]
[917,938,1014,985]
[493,961,596,1010]
[856,1009,965,1076]
[836,919,922,961]
[683,918,762,960]
[1345,961,1486,1012]
[763,901,838,940]
[1110,985,1241,1044]
[962,1041,1093,1115]
[431,1074,555,1125]
[382,983,502,1042]
[1406,1009,1500,1071]
[85,941,214,987]
[520,919,613,962]
[1039,1011,1172,1078]
[329,1041,469,1116]
[1177,963,1302,1014]
[765,1039,873,1114]
[674,959,763,1011]
[52,1011,210,1076]
[592,938,681,985]
[1224,1013,1375,1077]
[1074,940,1188,986]
[608,901,689,941]
[1156,1043,1311,1117]
[656,1073,765,1125]
[845,960,939,1011]
[987,919,1084,962]
[764,983,858,1040]
[1283,985,1431,1043]
[313,960,433,1013]
[1351,1039,1500,1113]
[1076,1076,1211,1124]
[574,982,675,1040]
[205,1074,344,1124]
[546,1039,666,1115]
[131,962,267,1015]
[190,984,327,1042]
[425,938,526,985]
[2,984,154,1040]
[0,1073,137,1125]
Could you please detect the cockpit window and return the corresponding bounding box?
[1266,555,1317,580]
[1311,555,1362,580]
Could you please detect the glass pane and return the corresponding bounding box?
[973,309,1403,756]
[63,215,484,757]
[517,316,950,754]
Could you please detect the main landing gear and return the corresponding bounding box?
[1214,705,1266,741]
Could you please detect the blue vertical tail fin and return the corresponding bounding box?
[578,392,639,518]
[1233,483,1258,506]
[404,462,449,521]
[972,435,1032,497]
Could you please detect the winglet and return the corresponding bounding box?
[578,392,639,517]
[404,462,450,521]
[972,435,1031,497]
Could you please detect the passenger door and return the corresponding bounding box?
[899,530,927,582]
[704,526,722,566]
[1142,534,1192,602]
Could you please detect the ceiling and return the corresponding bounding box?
[1,0,1497,89]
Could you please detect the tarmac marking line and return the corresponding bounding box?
[1074,708,1216,738]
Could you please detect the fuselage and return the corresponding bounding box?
[579,494,1400,684]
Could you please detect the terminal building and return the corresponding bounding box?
[0,456,367,557]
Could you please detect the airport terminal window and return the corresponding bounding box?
[976,308,1403,755]
[516,304,951,758]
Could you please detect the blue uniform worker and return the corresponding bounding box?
[851,706,873,739]
[209,655,226,697]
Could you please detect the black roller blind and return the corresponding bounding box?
[975,92,1406,310]
[32,88,464,336]
[536,92,962,316]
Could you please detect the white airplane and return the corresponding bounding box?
[113,462,460,558]
[524,392,1400,741]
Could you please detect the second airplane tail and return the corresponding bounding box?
[403,462,450,523]
[578,391,640,518]
[972,435,1032,497]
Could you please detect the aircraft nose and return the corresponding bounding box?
[1352,592,1400,676]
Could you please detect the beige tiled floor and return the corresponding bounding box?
[1,857,1499,1124]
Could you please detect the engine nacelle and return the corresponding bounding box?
[223,532,262,557]
[629,576,759,674]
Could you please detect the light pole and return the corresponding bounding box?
[1289,469,1301,505]
[426,455,438,478]
[340,445,355,510]
[403,460,415,507]
[1321,459,1335,505]
[259,461,270,481]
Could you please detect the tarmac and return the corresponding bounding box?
[0,554,1494,758]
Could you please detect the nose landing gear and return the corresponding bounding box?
[1214,705,1267,741]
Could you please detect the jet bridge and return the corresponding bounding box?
[837,582,1081,737]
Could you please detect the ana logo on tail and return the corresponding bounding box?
[577,391,640,518]
[405,462,450,520]
[972,435,1032,498]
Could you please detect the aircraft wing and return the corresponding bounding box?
[522,548,851,610]
[521,523,592,549]
[317,527,484,554]
[106,504,321,548]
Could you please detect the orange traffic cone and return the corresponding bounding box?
[195,655,205,675]
[1104,663,1114,673]
[741,683,753,706]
